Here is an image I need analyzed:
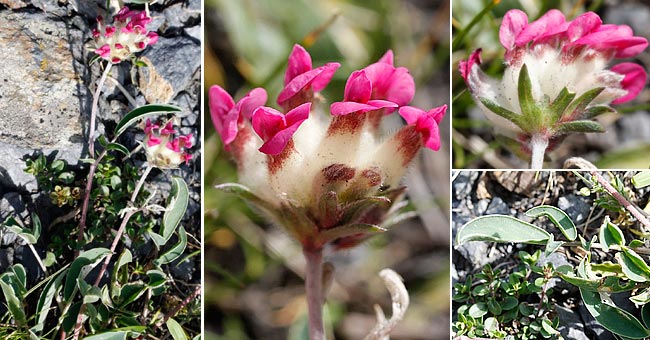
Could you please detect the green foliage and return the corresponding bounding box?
[458,196,650,339]
[24,155,76,192]
[453,255,560,339]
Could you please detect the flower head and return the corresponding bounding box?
[211,45,446,251]
[92,6,158,63]
[143,118,192,168]
[460,9,648,164]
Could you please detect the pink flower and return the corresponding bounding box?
[209,85,267,146]
[460,9,648,136]
[330,70,398,116]
[361,50,415,108]
[252,103,311,155]
[92,6,157,64]
[143,119,193,168]
[277,44,340,110]
[330,51,415,116]
[398,105,447,151]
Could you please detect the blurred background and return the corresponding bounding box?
[452,0,650,169]
[203,0,451,338]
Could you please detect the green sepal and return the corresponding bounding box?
[556,120,605,134]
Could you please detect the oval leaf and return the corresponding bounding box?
[114,104,181,138]
[158,177,189,246]
[600,218,625,252]
[83,331,129,340]
[64,248,110,302]
[167,318,188,340]
[154,226,187,267]
[456,215,550,245]
[581,288,650,339]
[526,205,577,241]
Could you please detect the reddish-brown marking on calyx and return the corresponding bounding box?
[395,125,422,166]
[327,113,363,136]
[361,167,382,187]
[268,140,295,174]
[231,126,252,171]
[322,163,355,183]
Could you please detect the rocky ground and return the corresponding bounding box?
[0,0,201,334]
[452,171,650,339]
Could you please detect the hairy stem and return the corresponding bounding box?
[131,165,153,203]
[89,63,112,157]
[529,134,548,169]
[591,171,650,230]
[304,247,325,340]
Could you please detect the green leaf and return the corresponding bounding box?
[112,249,133,287]
[106,142,130,156]
[456,215,551,245]
[549,87,576,122]
[631,288,650,305]
[0,278,26,326]
[555,120,605,134]
[581,288,650,338]
[619,248,650,282]
[167,318,188,340]
[5,225,37,244]
[146,270,167,290]
[544,233,563,256]
[154,226,187,267]
[117,282,146,308]
[316,223,385,246]
[58,172,75,184]
[51,159,65,173]
[64,248,110,302]
[585,105,616,118]
[479,97,524,130]
[541,318,559,335]
[484,317,499,333]
[31,212,41,240]
[502,296,518,310]
[562,87,605,121]
[633,172,650,189]
[214,182,276,212]
[600,219,625,252]
[78,278,102,304]
[34,269,65,333]
[114,104,182,138]
[469,302,488,318]
[154,177,189,246]
[487,298,502,315]
[83,331,129,340]
[642,304,650,328]
[517,64,542,126]
[526,205,577,241]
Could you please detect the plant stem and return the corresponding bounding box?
[591,171,650,231]
[304,247,325,340]
[76,149,108,257]
[529,134,548,169]
[89,63,112,157]
[131,165,153,203]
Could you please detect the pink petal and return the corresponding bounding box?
[330,101,379,116]
[566,12,601,42]
[514,9,565,47]
[378,50,394,65]
[235,87,267,120]
[147,32,158,45]
[398,105,445,151]
[500,9,528,50]
[276,63,340,105]
[343,70,372,103]
[430,105,447,124]
[366,100,399,111]
[383,67,415,106]
[611,62,647,104]
[458,49,482,82]
[208,86,238,145]
[285,44,312,85]
[397,106,422,125]
[252,103,311,155]
[161,122,175,135]
[423,116,441,151]
[96,44,111,58]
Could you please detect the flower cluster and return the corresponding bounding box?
[211,45,446,251]
[459,9,648,167]
[143,119,193,168]
[92,6,158,63]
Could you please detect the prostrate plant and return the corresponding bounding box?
[210,44,446,339]
[0,4,199,340]
[456,175,650,339]
[459,9,648,168]
[453,252,559,339]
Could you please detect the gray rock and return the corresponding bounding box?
[140,36,200,100]
[452,171,478,201]
[0,248,14,272]
[0,192,27,222]
[606,4,650,40]
[556,305,589,340]
[617,111,650,148]
[168,255,194,282]
[162,2,200,33]
[184,25,200,43]
[557,194,591,225]
[0,11,86,191]
[485,196,510,215]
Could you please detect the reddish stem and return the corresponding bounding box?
[304,247,325,340]
[591,171,650,230]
